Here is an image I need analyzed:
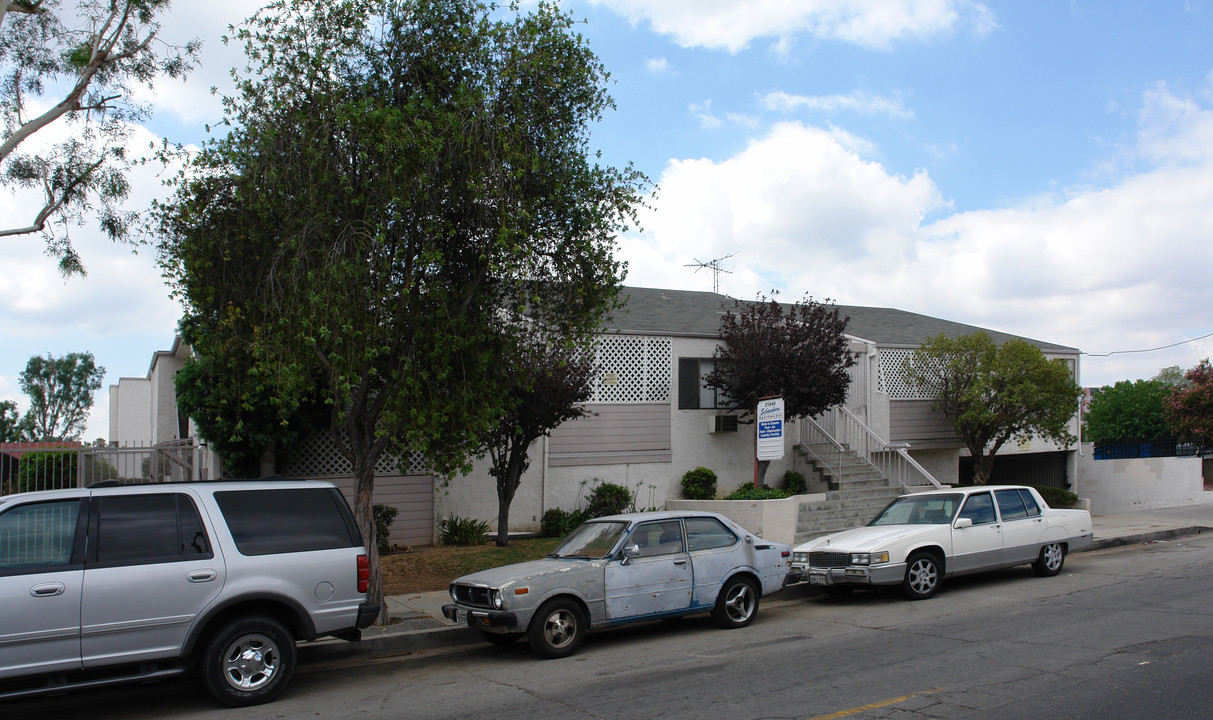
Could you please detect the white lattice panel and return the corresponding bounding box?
[878,348,940,400]
[591,335,671,404]
[284,430,427,477]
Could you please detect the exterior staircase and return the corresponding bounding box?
[792,442,904,545]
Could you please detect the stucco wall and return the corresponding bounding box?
[667,495,813,546]
[1076,442,1209,515]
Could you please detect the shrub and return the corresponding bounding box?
[782,470,807,494]
[681,467,717,499]
[373,504,399,554]
[1031,485,1078,508]
[725,485,792,500]
[585,482,633,518]
[541,508,572,538]
[440,514,491,545]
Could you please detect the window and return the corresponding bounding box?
[957,492,996,525]
[91,494,213,567]
[994,489,1029,520]
[626,520,684,557]
[0,500,84,574]
[215,488,360,556]
[685,517,738,551]
[1018,489,1042,517]
[678,358,732,409]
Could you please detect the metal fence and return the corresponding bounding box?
[0,440,213,496]
[1092,439,1202,460]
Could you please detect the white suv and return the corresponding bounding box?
[0,479,377,706]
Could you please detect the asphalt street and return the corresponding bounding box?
[8,531,1213,720]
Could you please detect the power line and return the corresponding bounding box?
[1082,331,1213,358]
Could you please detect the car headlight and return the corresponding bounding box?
[792,551,809,563]
[449,584,458,602]
[850,552,890,566]
[491,589,504,610]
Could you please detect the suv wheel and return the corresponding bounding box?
[201,616,297,707]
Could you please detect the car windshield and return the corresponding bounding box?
[869,494,962,526]
[549,521,628,559]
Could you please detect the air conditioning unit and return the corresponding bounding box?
[708,415,739,433]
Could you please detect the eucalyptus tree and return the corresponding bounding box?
[1,0,198,275]
[157,0,645,620]
[18,351,105,440]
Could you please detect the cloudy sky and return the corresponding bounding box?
[3,0,1213,440]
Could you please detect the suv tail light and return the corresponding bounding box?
[357,554,370,594]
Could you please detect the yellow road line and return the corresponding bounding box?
[807,688,944,720]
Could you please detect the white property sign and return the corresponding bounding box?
[755,397,785,461]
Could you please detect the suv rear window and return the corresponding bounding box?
[215,488,360,556]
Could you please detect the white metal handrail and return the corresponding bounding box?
[802,407,942,490]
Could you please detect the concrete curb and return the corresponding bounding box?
[301,625,482,664]
[1081,526,1212,552]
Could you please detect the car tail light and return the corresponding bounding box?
[357,554,370,594]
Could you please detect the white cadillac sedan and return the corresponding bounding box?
[441,511,792,658]
[789,485,1093,600]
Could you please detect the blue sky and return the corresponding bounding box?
[3,0,1213,439]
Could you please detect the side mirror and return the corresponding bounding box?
[954,517,973,529]
[620,544,640,566]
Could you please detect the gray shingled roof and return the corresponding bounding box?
[604,286,1078,354]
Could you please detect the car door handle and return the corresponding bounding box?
[30,583,65,598]
[673,559,688,566]
[188,569,218,583]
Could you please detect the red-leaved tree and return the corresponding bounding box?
[704,295,854,485]
[1165,358,1213,453]
[484,336,596,546]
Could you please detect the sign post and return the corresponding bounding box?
[754,396,784,486]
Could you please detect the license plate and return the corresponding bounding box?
[456,608,468,624]
[809,573,828,586]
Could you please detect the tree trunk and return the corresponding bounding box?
[257,441,277,477]
[971,453,995,485]
[755,459,771,488]
[494,440,529,546]
[351,457,386,625]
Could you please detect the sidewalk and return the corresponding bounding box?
[299,500,1213,664]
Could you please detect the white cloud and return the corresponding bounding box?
[689,99,722,128]
[0,120,185,439]
[590,0,996,52]
[762,90,914,119]
[621,82,1213,388]
[645,57,675,74]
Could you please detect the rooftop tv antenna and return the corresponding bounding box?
[685,252,736,294]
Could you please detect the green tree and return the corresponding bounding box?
[704,294,854,485]
[1165,359,1213,453]
[0,0,198,275]
[906,332,1081,485]
[19,352,105,440]
[483,334,595,547]
[1083,379,1173,443]
[174,320,327,478]
[0,398,31,442]
[156,0,645,621]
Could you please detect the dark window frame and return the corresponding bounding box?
[678,357,732,410]
[88,493,214,568]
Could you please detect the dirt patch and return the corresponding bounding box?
[380,537,561,595]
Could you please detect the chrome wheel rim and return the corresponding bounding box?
[907,558,937,595]
[221,633,280,692]
[542,608,578,650]
[724,582,755,622]
[1043,543,1063,571]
